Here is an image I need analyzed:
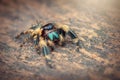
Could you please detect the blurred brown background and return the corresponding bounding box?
[0,0,120,80]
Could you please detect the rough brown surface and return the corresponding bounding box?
[0,0,120,80]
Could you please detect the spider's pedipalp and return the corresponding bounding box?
[47,40,55,51]
[58,34,65,46]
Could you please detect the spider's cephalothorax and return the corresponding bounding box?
[16,23,82,59]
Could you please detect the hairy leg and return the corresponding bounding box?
[39,38,50,57]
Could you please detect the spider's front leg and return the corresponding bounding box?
[39,37,50,59]
[67,29,82,48]
[57,24,83,52]
[38,37,54,68]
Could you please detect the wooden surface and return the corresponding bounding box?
[0,0,120,80]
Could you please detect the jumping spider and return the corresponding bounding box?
[15,23,82,60]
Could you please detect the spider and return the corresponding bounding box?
[15,23,82,60]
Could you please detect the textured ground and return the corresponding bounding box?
[0,0,120,80]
